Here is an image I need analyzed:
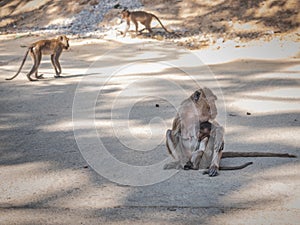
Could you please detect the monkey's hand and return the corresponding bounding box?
[183,161,193,170]
[203,165,219,177]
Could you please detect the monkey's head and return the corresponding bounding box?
[198,121,212,140]
[57,35,70,50]
[121,8,130,19]
[191,87,218,120]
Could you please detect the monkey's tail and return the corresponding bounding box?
[219,162,253,170]
[5,48,30,80]
[222,151,297,158]
[166,129,177,159]
[151,14,171,33]
[219,151,296,171]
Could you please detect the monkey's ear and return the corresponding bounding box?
[193,91,201,102]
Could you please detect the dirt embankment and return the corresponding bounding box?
[0,0,299,48]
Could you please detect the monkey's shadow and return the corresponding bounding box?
[59,72,100,78]
[122,29,176,39]
[33,72,100,80]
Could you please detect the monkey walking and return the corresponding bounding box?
[5,35,69,81]
[164,88,297,176]
[121,9,171,37]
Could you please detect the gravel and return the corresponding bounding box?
[10,0,143,36]
[64,0,142,35]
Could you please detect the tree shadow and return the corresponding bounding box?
[1,0,299,42]
[140,0,299,40]
[0,40,299,224]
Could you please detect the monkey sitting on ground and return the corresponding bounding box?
[6,35,69,81]
[120,9,171,37]
[164,88,297,176]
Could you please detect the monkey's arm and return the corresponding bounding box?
[190,137,208,170]
[207,121,225,176]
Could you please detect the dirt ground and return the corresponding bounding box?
[1,0,300,224]
[1,0,299,44]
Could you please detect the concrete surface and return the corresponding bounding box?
[0,36,299,224]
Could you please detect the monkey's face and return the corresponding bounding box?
[58,35,70,50]
[206,95,217,120]
[192,88,218,120]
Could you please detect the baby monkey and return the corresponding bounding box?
[184,121,213,170]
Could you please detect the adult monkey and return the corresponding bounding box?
[6,35,69,81]
[164,88,296,176]
[121,8,171,37]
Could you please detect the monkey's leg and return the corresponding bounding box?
[145,24,153,34]
[52,52,62,78]
[56,59,61,75]
[51,54,59,76]
[206,123,225,176]
[184,149,204,170]
[164,134,193,170]
[140,21,153,34]
[133,21,139,35]
[164,130,180,169]
[165,129,177,159]
[167,130,194,162]
[178,137,193,164]
[190,137,208,170]
[28,50,43,79]
[34,69,44,79]
[204,144,223,176]
[26,51,40,81]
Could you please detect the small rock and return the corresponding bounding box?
[155,104,160,107]
[246,112,251,115]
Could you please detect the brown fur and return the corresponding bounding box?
[6,35,69,81]
[164,87,223,175]
[121,9,170,37]
[164,88,297,176]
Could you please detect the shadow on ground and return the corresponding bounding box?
[0,39,299,224]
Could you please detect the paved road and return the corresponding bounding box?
[0,37,299,224]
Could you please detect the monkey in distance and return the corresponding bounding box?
[164,88,297,176]
[6,35,70,81]
[121,9,171,37]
